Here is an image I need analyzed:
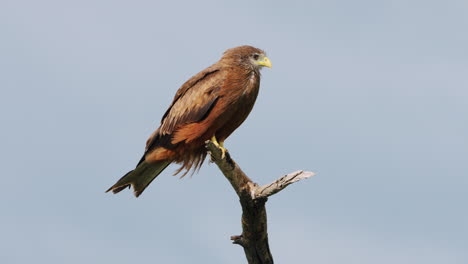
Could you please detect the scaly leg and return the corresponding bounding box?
[211,135,227,159]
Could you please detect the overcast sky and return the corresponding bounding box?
[1,0,467,263]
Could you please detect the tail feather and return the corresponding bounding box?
[106,160,170,197]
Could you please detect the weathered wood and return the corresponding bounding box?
[254,170,316,199]
[206,141,314,264]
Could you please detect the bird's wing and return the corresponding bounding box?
[144,65,224,151]
[160,65,224,135]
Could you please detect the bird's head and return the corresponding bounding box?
[221,45,272,71]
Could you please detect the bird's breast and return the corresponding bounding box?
[212,73,260,141]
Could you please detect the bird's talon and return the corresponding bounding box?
[211,135,228,159]
[220,148,227,159]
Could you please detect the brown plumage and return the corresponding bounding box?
[106,45,272,197]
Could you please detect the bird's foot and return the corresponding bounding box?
[211,136,228,159]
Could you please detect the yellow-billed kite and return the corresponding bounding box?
[107,46,272,197]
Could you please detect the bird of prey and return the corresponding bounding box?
[106,45,272,197]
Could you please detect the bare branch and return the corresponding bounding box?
[206,141,252,198]
[206,140,315,264]
[230,235,245,246]
[254,170,316,199]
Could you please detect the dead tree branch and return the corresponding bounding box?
[206,141,315,264]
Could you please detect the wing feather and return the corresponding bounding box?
[144,65,224,153]
[159,65,224,135]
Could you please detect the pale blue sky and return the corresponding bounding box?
[1,0,467,263]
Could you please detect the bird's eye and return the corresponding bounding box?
[253,54,260,60]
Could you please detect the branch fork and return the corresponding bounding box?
[206,140,315,264]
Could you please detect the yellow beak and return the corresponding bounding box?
[256,56,272,68]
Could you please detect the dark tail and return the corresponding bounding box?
[106,160,171,197]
